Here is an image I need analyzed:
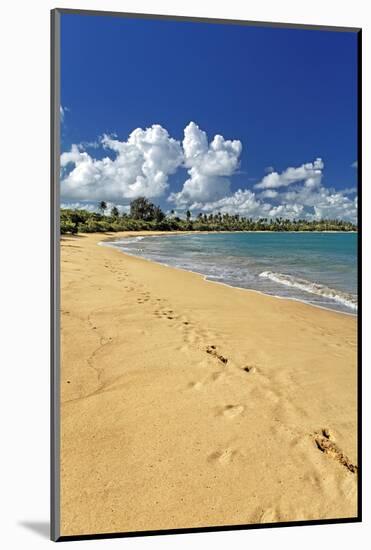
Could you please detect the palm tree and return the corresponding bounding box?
[130,196,157,220]
[111,206,119,217]
[99,201,107,216]
[153,206,165,222]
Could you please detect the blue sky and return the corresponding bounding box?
[60,13,359,221]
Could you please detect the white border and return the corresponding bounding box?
[1,1,369,548]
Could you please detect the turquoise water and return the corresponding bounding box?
[106,232,358,314]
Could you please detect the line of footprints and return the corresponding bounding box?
[107,263,356,474]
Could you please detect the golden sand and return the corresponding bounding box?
[60,232,358,536]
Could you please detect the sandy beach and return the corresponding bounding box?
[60,231,358,536]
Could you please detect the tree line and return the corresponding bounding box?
[61,197,357,234]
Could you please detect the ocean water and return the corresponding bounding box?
[105,232,358,314]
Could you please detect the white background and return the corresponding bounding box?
[0,0,369,548]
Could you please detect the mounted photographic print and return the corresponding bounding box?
[51,8,361,541]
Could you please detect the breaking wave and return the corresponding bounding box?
[259,271,357,311]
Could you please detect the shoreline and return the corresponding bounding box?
[101,231,357,317]
[60,232,358,536]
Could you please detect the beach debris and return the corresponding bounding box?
[314,429,357,474]
[322,428,331,439]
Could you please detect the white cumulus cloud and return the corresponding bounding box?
[60,123,357,223]
[61,124,183,202]
[197,189,267,218]
[192,158,357,223]
[254,158,324,190]
[169,122,242,206]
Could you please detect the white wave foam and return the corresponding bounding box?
[259,271,357,311]
[115,236,146,244]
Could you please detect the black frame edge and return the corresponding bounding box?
[56,517,361,543]
[356,28,362,522]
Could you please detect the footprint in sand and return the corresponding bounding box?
[219,404,245,418]
[206,345,228,365]
[243,365,257,374]
[188,371,225,391]
[166,310,177,318]
[154,311,171,319]
[99,337,109,345]
[188,381,204,390]
[209,371,225,382]
[154,310,178,320]
[208,447,238,465]
[259,508,280,523]
[262,388,280,404]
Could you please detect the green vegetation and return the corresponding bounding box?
[61,196,357,234]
